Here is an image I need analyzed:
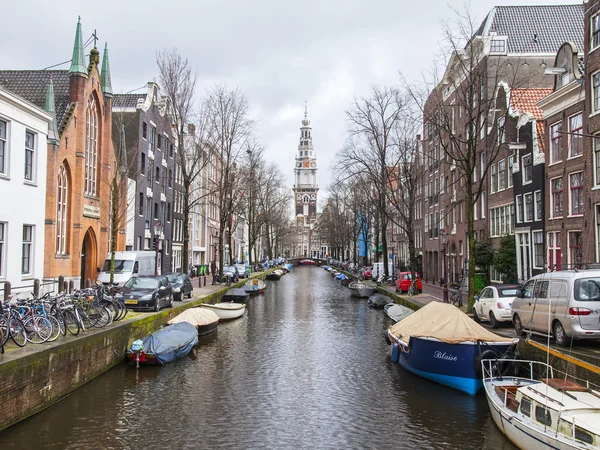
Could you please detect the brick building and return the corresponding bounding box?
[419,5,583,284]
[0,18,124,287]
[112,82,178,274]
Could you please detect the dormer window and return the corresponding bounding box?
[592,13,600,50]
[561,71,570,87]
[490,38,506,55]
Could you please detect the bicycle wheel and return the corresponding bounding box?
[8,316,27,347]
[24,316,52,343]
[0,315,9,347]
[45,314,61,342]
[93,306,112,328]
[63,309,80,336]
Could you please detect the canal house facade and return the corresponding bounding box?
[0,19,125,288]
[112,82,177,275]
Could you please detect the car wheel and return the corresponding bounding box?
[554,321,571,346]
[169,295,174,308]
[154,298,160,312]
[473,308,481,323]
[513,314,524,336]
[188,291,192,299]
[489,312,499,329]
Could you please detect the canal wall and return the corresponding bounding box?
[0,274,266,431]
[378,288,600,388]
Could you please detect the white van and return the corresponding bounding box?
[512,270,600,346]
[97,251,156,286]
[372,262,394,280]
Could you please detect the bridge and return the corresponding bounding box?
[287,257,327,266]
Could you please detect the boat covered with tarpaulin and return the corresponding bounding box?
[126,322,199,366]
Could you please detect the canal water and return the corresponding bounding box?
[0,267,516,449]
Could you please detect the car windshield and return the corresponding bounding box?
[166,274,182,283]
[498,288,519,298]
[101,259,134,273]
[575,278,600,301]
[125,278,158,289]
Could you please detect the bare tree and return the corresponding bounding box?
[204,84,254,275]
[156,48,208,276]
[336,86,406,278]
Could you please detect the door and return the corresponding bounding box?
[532,280,550,333]
[516,280,536,328]
[80,228,97,289]
[549,280,570,331]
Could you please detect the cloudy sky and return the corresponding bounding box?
[0,0,578,195]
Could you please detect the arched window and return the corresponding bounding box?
[85,96,98,195]
[56,164,68,254]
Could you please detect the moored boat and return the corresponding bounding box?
[349,281,374,298]
[222,288,250,303]
[126,322,199,366]
[341,278,352,286]
[299,259,317,265]
[244,278,266,295]
[266,270,282,280]
[482,359,600,449]
[368,293,389,308]
[387,302,517,395]
[168,307,219,336]
[384,303,414,322]
[200,302,246,320]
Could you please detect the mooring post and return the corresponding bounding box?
[3,281,11,302]
[33,279,40,298]
[58,275,65,293]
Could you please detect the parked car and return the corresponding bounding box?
[395,272,423,294]
[512,270,600,346]
[222,266,240,283]
[165,272,193,301]
[362,266,373,280]
[118,275,173,312]
[235,264,249,278]
[472,284,521,328]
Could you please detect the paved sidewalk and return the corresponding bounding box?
[378,283,469,313]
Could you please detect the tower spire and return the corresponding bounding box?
[101,42,113,98]
[69,16,87,75]
[45,78,59,144]
[302,100,310,127]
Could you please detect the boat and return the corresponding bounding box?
[341,278,352,286]
[482,359,600,449]
[168,308,219,336]
[284,263,293,272]
[386,302,517,395]
[200,302,246,320]
[222,288,250,303]
[348,281,376,298]
[368,293,389,308]
[335,273,348,281]
[384,303,414,322]
[299,259,317,265]
[266,270,281,280]
[244,279,266,295]
[126,322,199,366]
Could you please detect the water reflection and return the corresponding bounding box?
[0,267,516,449]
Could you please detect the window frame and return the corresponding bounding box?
[507,155,514,188]
[0,222,5,278]
[84,97,99,196]
[524,193,534,222]
[498,159,506,191]
[22,224,33,276]
[516,195,523,223]
[522,154,532,185]
[569,171,584,216]
[56,165,68,255]
[568,113,583,158]
[593,70,600,115]
[533,231,544,269]
[550,177,563,218]
[547,231,561,271]
[592,12,600,51]
[24,130,35,182]
[534,190,542,222]
[0,118,8,176]
[550,121,562,164]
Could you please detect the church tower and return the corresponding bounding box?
[293,103,318,221]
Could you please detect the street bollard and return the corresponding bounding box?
[58,275,65,293]
[3,281,11,301]
[203,275,206,287]
[69,280,74,293]
[33,279,40,298]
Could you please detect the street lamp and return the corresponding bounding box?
[153,221,164,275]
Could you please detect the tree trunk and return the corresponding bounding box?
[466,184,475,311]
[182,182,191,275]
[109,178,119,285]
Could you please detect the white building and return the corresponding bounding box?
[0,87,52,289]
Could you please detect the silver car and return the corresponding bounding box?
[511,271,600,346]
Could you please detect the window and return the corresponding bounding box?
[141,153,146,173]
[168,168,173,188]
[596,205,600,261]
[516,195,523,223]
[551,177,563,217]
[497,117,505,144]
[147,159,153,183]
[22,225,33,275]
[142,122,147,140]
[593,71,600,114]
[491,164,497,193]
[569,231,583,268]
[534,191,542,221]
[569,113,583,157]
[507,155,514,187]
[0,119,7,175]
[593,13,600,49]
[595,136,600,187]
[157,134,162,150]
[490,204,514,237]
[85,97,98,195]
[24,131,35,181]
[154,202,158,220]
[56,165,68,254]
[481,192,485,219]
[167,203,171,222]
[547,232,561,271]
[169,142,174,158]
[490,39,506,54]
[522,155,532,184]
[0,222,4,277]
[498,159,506,191]
[570,172,584,215]
[145,197,151,229]
[533,232,544,268]
[550,122,562,163]
[535,406,552,427]
[139,193,144,216]
[524,193,533,222]
[149,126,155,155]
[155,166,160,184]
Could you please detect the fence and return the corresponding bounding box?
[0,276,81,301]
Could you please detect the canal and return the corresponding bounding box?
[0,267,516,449]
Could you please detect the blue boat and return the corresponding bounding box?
[386,302,517,395]
[127,322,199,366]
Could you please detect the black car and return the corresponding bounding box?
[118,275,173,312]
[165,272,193,301]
